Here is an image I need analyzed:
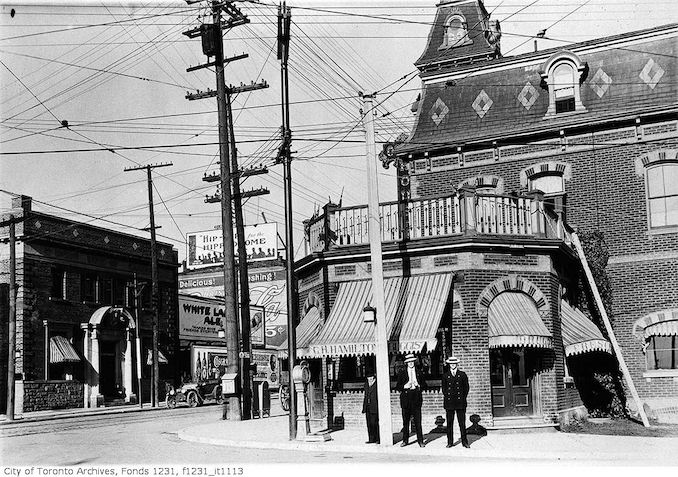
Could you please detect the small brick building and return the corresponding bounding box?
[0,195,179,412]
[293,1,677,431]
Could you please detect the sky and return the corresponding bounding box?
[1,0,676,264]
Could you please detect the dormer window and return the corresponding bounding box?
[439,13,472,50]
[541,51,587,117]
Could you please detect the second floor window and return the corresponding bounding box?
[529,174,565,196]
[647,163,678,228]
[51,267,67,300]
[80,272,98,303]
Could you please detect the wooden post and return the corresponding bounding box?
[571,232,650,427]
[5,216,17,420]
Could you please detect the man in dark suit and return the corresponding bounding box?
[396,353,426,447]
[362,370,379,444]
[442,356,470,448]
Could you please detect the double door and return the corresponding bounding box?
[490,348,534,418]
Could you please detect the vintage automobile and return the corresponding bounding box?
[166,379,223,408]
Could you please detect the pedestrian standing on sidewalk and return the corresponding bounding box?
[442,356,470,448]
[362,368,379,444]
[396,353,426,448]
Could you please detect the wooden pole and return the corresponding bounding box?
[571,232,650,427]
[6,216,17,420]
[361,93,393,445]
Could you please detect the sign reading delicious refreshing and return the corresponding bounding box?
[179,269,288,349]
[186,223,278,269]
[179,294,265,346]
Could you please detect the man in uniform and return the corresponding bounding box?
[396,353,426,447]
[362,368,379,444]
[442,356,470,448]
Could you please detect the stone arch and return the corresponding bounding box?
[520,161,572,188]
[634,148,678,176]
[458,175,505,194]
[632,308,678,341]
[476,275,549,318]
[89,306,136,329]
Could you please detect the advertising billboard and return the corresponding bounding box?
[186,223,277,269]
[179,269,288,350]
[179,294,265,346]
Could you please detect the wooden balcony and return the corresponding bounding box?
[303,188,571,254]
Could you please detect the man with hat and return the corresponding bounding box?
[396,353,426,447]
[362,367,379,444]
[442,356,470,448]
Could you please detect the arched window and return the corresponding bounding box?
[528,174,565,196]
[540,51,587,117]
[439,13,472,50]
[646,163,678,228]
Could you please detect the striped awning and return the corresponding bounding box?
[146,349,169,365]
[488,292,552,349]
[278,307,324,358]
[561,301,612,356]
[633,309,678,340]
[50,336,81,364]
[305,274,453,358]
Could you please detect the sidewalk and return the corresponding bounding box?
[0,401,164,425]
[179,411,678,464]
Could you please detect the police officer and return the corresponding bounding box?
[442,356,470,448]
[396,353,426,447]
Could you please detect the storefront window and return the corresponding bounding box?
[646,335,677,370]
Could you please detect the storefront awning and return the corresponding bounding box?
[305,274,453,358]
[561,301,612,356]
[278,307,324,358]
[50,336,81,364]
[633,309,678,340]
[146,349,169,365]
[488,292,552,349]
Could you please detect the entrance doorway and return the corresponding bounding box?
[490,348,534,417]
[100,341,118,398]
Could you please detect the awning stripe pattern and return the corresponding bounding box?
[488,292,552,349]
[633,309,678,340]
[305,274,453,358]
[561,301,612,356]
[278,307,324,358]
[50,336,81,364]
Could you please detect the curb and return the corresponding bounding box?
[0,404,165,426]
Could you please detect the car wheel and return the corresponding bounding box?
[166,396,177,409]
[186,390,199,408]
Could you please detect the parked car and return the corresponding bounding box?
[166,379,223,408]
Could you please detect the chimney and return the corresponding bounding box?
[11,195,32,213]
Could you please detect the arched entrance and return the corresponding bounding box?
[82,306,141,408]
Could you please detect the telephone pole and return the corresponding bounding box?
[277,1,298,440]
[124,162,172,407]
[2,215,19,420]
[184,0,268,420]
[361,92,393,445]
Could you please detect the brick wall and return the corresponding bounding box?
[22,380,84,412]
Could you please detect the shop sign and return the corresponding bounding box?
[251,350,280,389]
[186,223,278,269]
[307,340,426,357]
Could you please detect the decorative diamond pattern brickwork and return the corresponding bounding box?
[160,249,166,257]
[132,242,139,250]
[72,229,79,237]
[517,82,539,110]
[639,58,665,90]
[34,220,41,229]
[430,97,449,126]
[589,68,612,98]
[472,90,493,118]
[103,236,110,244]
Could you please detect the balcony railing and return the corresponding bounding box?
[304,188,571,254]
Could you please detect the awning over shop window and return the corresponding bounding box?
[561,301,612,356]
[146,349,169,365]
[488,292,552,349]
[278,307,324,358]
[305,274,453,358]
[633,309,678,340]
[50,336,81,364]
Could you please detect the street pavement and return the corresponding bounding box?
[3,398,678,465]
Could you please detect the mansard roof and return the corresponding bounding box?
[398,23,678,156]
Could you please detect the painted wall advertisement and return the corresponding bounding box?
[186,223,277,269]
[179,294,265,346]
[179,269,288,349]
[191,345,228,382]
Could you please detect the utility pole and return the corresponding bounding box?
[361,92,393,445]
[130,273,145,409]
[277,1,298,440]
[3,215,18,420]
[124,162,172,407]
[184,0,268,420]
